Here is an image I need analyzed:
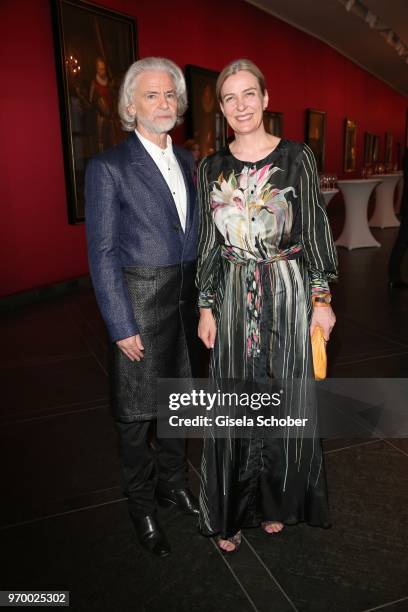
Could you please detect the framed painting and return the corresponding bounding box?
[384,131,393,166]
[185,65,226,158]
[344,118,357,173]
[372,134,379,163]
[264,111,283,137]
[51,0,137,223]
[364,132,375,165]
[305,109,326,172]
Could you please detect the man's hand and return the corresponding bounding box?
[198,308,217,349]
[116,334,144,361]
[310,306,336,342]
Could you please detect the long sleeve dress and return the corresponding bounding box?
[196,139,338,539]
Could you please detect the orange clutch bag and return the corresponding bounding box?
[312,326,327,380]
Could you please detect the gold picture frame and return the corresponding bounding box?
[51,0,138,223]
[344,118,357,173]
[263,111,283,137]
[305,109,326,172]
[372,134,379,162]
[364,132,378,165]
[185,65,226,157]
[385,131,393,166]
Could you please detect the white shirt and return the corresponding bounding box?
[135,129,187,232]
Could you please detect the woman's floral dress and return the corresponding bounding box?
[196,139,338,538]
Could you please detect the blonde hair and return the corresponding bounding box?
[216,59,266,102]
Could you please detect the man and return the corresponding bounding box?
[89,57,117,153]
[85,57,199,558]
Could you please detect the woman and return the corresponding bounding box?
[196,59,338,553]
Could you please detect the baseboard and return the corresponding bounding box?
[0,276,93,311]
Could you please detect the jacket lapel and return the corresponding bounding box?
[126,131,151,173]
[126,132,182,226]
[173,147,195,240]
[126,133,196,240]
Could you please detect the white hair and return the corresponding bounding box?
[118,57,188,131]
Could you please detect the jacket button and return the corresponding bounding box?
[173,224,179,231]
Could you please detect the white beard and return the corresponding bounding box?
[137,115,177,135]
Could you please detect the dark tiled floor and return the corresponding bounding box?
[1,227,408,612]
[242,441,408,612]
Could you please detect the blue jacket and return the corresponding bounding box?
[85,132,198,342]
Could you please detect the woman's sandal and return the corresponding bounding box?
[261,521,284,535]
[216,531,242,554]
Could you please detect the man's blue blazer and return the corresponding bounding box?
[85,131,198,342]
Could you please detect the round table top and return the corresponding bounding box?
[370,172,403,179]
[337,178,382,185]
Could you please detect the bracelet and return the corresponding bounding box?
[312,294,331,306]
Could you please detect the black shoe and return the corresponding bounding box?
[388,280,408,290]
[131,514,171,558]
[157,487,199,516]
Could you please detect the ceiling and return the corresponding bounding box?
[245,0,408,96]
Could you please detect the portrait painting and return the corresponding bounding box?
[185,65,226,158]
[364,132,375,165]
[384,131,393,166]
[344,118,357,173]
[263,111,283,137]
[305,109,326,172]
[372,134,379,163]
[51,0,137,223]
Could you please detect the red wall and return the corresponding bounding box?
[1,0,406,297]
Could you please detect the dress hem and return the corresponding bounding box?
[200,518,333,539]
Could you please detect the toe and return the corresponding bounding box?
[262,521,284,534]
[218,538,235,552]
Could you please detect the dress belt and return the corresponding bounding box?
[220,244,302,357]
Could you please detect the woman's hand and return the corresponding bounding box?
[310,306,336,342]
[198,308,217,349]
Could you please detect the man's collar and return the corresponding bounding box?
[135,128,172,155]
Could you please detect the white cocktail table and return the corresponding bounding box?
[336,179,382,250]
[321,189,339,207]
[369,172,403,228]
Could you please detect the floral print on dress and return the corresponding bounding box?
[210,164,297,259]
[209,163,302,357]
